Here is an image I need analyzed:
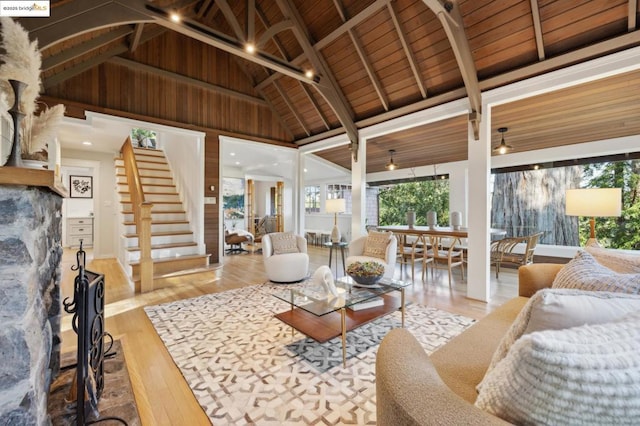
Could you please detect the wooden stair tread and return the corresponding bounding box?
[121,210,186,214]
[124,230,193,238]
[118,191,178,195]
[116,173,172,179]
[129,253,209,266]
[126,241,197,251]
[120,201,183,204]
[117,183,176,188]
[123,220,189,226]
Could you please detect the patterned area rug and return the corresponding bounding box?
[144,283,475,425]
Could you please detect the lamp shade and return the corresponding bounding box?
[565,188,622,217]
[326,198,346,214]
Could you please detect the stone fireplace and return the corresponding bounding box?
[0,169,64,425]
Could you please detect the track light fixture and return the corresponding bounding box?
[386,149,397,171]
[493,127,512,155]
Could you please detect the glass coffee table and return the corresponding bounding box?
[272,277,411,367]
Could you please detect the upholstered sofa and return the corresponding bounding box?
[376,250,640,425]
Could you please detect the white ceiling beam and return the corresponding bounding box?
[129,23,145,52]
[216,0,245,41]
[629,0,637,31]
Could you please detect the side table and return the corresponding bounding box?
[323,241,348,277]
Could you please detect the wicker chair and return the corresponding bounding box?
[490,232,543,278]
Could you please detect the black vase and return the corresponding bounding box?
[3,79,27,167]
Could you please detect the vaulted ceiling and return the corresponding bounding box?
[21,0,640,172]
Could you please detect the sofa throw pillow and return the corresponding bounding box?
[475,311,640,425]
[270,232,299,255]
[362,231,392,259]
[551,250,640,294]
[586,245,640,273]
[484,288,640,375]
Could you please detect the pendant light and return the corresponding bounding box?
[493,127,512,155]
[386,149,397,170]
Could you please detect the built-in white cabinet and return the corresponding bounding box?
[67,217,93,247]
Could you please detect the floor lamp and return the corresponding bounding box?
[326,198,346,243]
[565,188,622,247]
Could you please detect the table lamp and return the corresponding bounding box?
[565,188,621,247]
[326,198,346,243]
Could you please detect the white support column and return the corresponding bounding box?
[447,164,467,226]
[295,152,305,235]
[351,139,366,238]
[466,110,492,301]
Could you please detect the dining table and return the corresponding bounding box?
[376,225,507,239]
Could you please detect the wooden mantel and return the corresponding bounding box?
[0,167,68,197]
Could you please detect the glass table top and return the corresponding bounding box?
[272,277,410,317]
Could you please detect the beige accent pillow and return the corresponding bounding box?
[269,232,299,255]
[362,231,392,259]
[586,245,640,273]
[484,288,640,375]
[476,311,640,425]
[551,250,640,294]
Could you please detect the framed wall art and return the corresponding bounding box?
[69,175,93,198]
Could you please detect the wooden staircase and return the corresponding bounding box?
[115,146,209,291]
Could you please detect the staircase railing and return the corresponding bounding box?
[121,137,153,292]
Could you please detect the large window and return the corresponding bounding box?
[491,155,640,249]
[327,184,352,213]
[305,185,320,213]
[377,178,449,226]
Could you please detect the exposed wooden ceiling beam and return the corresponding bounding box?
[144,4,320,86]
[20,0,154,50]
[108,56,269,106]
[333,0,389,111]
[530,0,545,60]
[275,0,359,157]
[274,80,310,136]
[42,25,134,71]
[129,23,145,52]
[387,1,427,98]
[216,0,245,41]
[315,0,390,51]
[422,0,482,139]
[43,25,166,89]
[299,82,331,131]
[255,0,389,92]
[629,0,637,31]
[196,0,213,19]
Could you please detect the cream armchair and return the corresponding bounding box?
[346,232,397,279]
[262,232,309,283]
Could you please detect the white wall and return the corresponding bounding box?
[160,130,206,252]
[61,150,118,258]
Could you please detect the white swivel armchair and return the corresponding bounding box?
[262,232,309,283]
[346,231,397,279]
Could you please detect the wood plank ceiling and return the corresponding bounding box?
[23,0,640,173]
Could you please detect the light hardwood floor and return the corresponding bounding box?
[59,245,518,425]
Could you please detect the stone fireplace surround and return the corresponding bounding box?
[0,169,65,425]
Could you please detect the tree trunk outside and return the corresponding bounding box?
[491,166,582,245]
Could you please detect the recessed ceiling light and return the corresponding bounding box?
[170,12,181,23]
[82,141,92,146]
[235,161,240,165]
[305,70,314,79]
[304,168,307,173]
[229,152,236,156]
[245,43,255,54]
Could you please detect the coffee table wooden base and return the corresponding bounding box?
[275,293,403,367]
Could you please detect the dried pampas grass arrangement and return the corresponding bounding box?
[0,17,41,117]
[24,103,65,160]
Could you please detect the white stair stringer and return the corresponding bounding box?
[115,147,209,284]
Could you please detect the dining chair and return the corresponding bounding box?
[490,232,543,278]
[396,233,429,282]
[425,235,465,286]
